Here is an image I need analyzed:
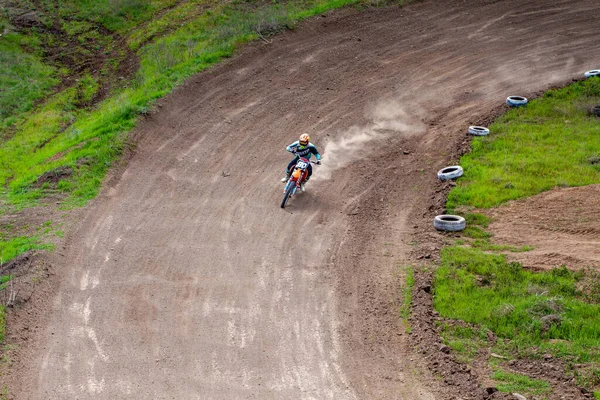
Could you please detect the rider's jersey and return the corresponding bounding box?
[286,141,322,160]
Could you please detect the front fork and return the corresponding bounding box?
[284,180,297,195]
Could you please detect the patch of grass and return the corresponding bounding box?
[400,266,414,331]
[464,213,491,228]
[574,366,600,390]
[434,246,600,363]
[127,0,215,51]
[0,276,12,290]
[0,32,59,130]
[492,368,551,396]
[45,0,180,34]
[436,78,600,393]
[447,77,600,211]
[0,236,55,263]
[439,323,489,364]
[462,226,491,239]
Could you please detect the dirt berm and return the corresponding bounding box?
[4,0,600,399]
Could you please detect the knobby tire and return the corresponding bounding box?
[281,182,295,208]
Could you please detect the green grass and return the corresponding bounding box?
[439,323,489,364]
[0,236,55,263]
[447,77,600,211]
[36,0,181,34]
[462,226,491,239]
[127,0,216,51]
[0,276,13,290]
[492,369,551,396]
[464,213,491,228]
[400,265,414,331]
[434,246,600,363]
[0,32,59,131]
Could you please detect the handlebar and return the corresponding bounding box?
[289,151,321,165]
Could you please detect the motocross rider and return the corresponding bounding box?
[281,133,322,191]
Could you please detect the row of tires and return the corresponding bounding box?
[433,69,600,232]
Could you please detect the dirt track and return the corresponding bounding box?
[7,0,600,398]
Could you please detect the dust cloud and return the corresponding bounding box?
[313,101,425,181]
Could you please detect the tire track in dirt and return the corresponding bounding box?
[6,1,600,399]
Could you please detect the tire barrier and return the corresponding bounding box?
[584,70,600,78]
[506,96,528,107]
[468,126,490,136]
[434,215,466,232]
[437,166,464,181]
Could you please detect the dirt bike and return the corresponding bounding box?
[280,157,318,209]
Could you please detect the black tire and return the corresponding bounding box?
[280,183,295,208]
[433,215,466,232]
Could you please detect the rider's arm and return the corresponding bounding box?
[310,145,322,161]
[286,141,299,153]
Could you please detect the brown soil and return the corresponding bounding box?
[2,0,600,399]
[487,185,600,271]
[0,253,51,309]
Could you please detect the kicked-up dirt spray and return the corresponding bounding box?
[313,101,425,181]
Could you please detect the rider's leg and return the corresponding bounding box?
[286,158,298,173]
[281,158,297,181]
[305,164,313,181]
[301,164,312,192]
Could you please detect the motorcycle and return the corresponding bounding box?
[280,157,318,209]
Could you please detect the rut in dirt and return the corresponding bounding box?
[5,0,600,399]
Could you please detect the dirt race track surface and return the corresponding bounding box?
[5,1,600,399]
[488,184,600,271]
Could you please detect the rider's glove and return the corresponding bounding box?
[316,160,321,165]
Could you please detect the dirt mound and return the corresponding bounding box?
[487,185,600,270]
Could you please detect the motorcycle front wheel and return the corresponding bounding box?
[280,181,295,208]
